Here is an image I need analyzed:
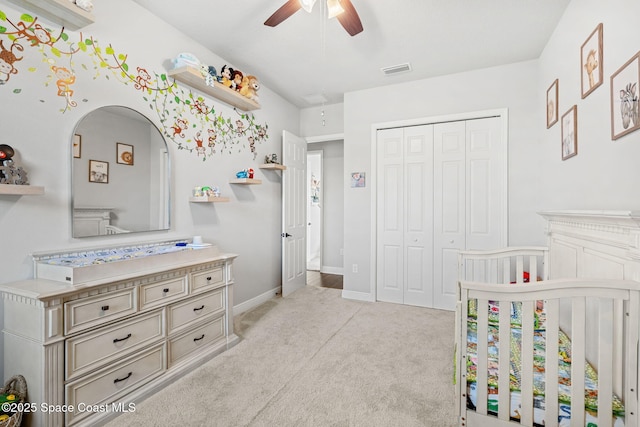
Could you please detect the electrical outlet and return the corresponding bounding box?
[352,264,358,273]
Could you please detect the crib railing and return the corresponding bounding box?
[458,247,549,286]
[457,278,640,427]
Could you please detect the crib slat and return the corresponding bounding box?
[571,297,586,427]
[544,299,559,427]
[498,300,511,421]
[520,300,535,426]
[502,260,510,284]
[476,298,489,416]
[598,298,613,427]
[528,256,537,282]
[516,256,524,283]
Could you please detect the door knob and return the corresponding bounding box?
[281,232,292,238]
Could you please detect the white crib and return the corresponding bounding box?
[455,247,640,427]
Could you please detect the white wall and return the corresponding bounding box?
[0,0,299,378]
[300,103,344,137]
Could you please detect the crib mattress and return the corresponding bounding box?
[465,300,625,426]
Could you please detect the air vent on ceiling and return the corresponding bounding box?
[381,63,412,76]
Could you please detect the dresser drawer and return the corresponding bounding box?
[66,310,164,380]
[167,289,225,335]
[65,343,165,425]
[190,265,224,293]
[168,316,225,367]
[64,289,136,335]
[139,276,188,310]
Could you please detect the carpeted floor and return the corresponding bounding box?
[105,285,457,427]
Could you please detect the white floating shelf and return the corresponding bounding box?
[0,184,45,195]
[167,66,260,112]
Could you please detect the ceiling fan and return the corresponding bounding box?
[264,0,364,36]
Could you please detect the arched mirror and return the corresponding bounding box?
[71,106,170,238]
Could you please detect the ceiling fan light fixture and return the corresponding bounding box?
[300,0,316,13]
[327,0,345,19]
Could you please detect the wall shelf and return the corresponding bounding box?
[189,196,230,203]
[7,0,96,30]
[167,66,261,112]
[0,184,45,195]
[259,164,286,171]
[229,178,262,185]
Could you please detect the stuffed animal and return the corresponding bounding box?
[240,75,260,101]
[231,69,243,92]
[219,65,233,88]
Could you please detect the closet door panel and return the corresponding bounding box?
[377,129,405,304]
[434,121,466,310]
[466,117,505,250]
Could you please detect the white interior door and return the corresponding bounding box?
[306,150,323,271]
[282,130,307,297]
[376,125,434,307]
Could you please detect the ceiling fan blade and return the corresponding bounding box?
[336,0,363,36]
[264,0,303,27]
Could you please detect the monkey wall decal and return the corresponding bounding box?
[0,40,24,84]
[171,118,188,138]
[51,65,77,107]
[133,66,153,91]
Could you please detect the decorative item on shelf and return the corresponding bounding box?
[239,75,260,101]
[220,65,233,87]
[248,168,254,179]
[236,169,248,179]
[265,153,280,164]
[0,145,29,186]
[172,52,201,70]
[75,0,94,12]
[231,69,244,92]
[202,186,221,197]
[200,65,218,87]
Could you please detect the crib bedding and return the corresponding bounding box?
[465,299,625,426]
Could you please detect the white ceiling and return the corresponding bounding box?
[131,0,571,108]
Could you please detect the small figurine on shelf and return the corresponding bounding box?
[203,186,221,197]
[0,144,29,185]
[220,65,233,88]
[231,69,243,92]
[248,168,254,179]
[239,75,260,102]
[265,153,279,164]
[236,170,248,179]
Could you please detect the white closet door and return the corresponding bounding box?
[433,121,466,311]
[376,125,433,307]
[376,128,405,304]
[466,117,504,250]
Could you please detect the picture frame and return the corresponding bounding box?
[73,134,81,158]
[546,79,559,128]
[561,105,578,160]
[610,52,640,140]
[351,172,365,188]
[89,160,109,183]
[581,23,603,99]
[116,142,134,165]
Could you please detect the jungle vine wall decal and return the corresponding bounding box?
[0,9,269,161]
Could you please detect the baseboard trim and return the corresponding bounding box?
[341,289,375,302]
[233,287,281,315]
[320,266,344,275]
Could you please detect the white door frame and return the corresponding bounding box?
[307,150,324,271]
[369,109,509,301]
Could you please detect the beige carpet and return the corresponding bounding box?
[105,285,457,426]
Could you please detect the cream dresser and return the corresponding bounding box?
[0,240,239,426]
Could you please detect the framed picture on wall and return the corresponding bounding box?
[561,105,578,160]
[546,79,559,128]
[581,23,603,99]
[89,160,109,183]
[73,134,81,158]
[116,142,134,165]
[610,52,640,140]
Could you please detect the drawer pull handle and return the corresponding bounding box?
[101,305,110,311]
[193,305,205,312]
[194,334,205,342]
[113,372,132,384]
[113,333,132,343]
[206,276,212,281]
[163,288,170,293]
